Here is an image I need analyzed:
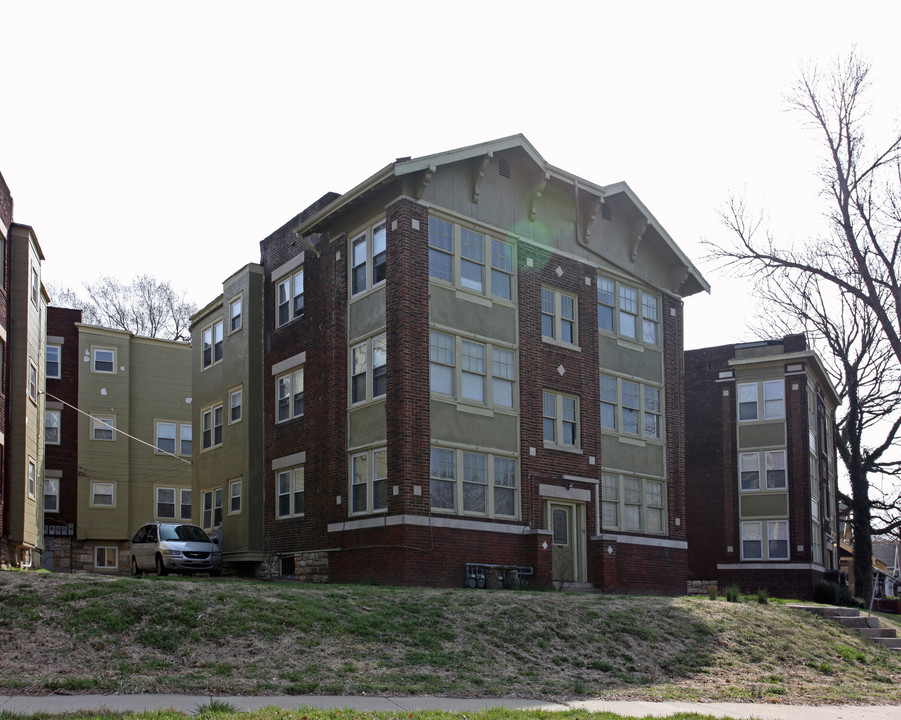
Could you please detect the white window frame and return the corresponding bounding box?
[94,546,118,570]
[45,409,61,445]
[28,360,37,402]
[179,423,192,456]
[92,347,116,374]
[350,334,386,406]
[201,405,223,450]
[428,447,519,519]
[156,486,178,519]
[201,487,223,530]
[229,478,242,515]
[276,368,304,422]
[350,447,388,516]
[276,269,304,327]
[201,318,224,369]
[427,216,515,302]
[92,415,116,441]
[44,477,59,513]
[429,331,516,411]
[27,459,36,500]
[763,380,785,420]
[180,488,192,520]
[229,295,243,333]
[740,450,788,492]
[541,287,578,347]
[46,344,61,379]
[91,481,116,508]
[542,391,580,449]
[597,276,661,347]
[155,421,177,455]
[741,520,789,561]
[601,473,666,534]
[276,466,305,519]
[229,386,243,424]
[738,380,785,422]
[350,220,386,297]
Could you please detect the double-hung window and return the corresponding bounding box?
[350,447,387,515]
[27,459,36,499]
[45,409,61,445]
[202,488,223,529]
[156,487,177,519]
[599,374,662,440]
[180,425,192,455]
[229,479,242,514]
[602,473,666,533]
[429,331,515,410]
[428,216,515,301]
[429,447,519,518]
[202,320,224,368]
[156,421,176,454]
[277,369,304,422]
[276,466,304,518]
[277,270,304,326]
[201,405,223,449]
[543,391,579,448]
[93,348,115,373]
[597,276,661,346]
[741,520,789,560]
[740,450,787,491]
[92,416,115,441]
[350,335,386,405]
[28,362,37,402]
[46,345,61,379]
[541,288,577,346]
[351,221,386,296]
[91,481,115,507]
[229,296,243,332]
[44,477,59,512]
[738,380,785,421]
[230,386,243,423]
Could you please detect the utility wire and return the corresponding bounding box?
[43,390,192,466]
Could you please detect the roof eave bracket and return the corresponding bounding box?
[473,153,493,204]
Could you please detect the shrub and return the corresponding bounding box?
[813,579,839,605]
[725,585,741,602]
[837,585,863,608]
[708,587,718,600]
[756,588,769,604]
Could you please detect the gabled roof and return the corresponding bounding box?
[294,134,708,296]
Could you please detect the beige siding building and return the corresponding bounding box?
[75,324,192,572]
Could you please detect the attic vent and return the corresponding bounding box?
[601,203,612,221]
[498,157,511,179]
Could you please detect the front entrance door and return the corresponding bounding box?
[546,501,586,584]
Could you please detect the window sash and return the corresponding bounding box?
[156,422,176,454]
[93,348,114,373]
[230,480,241,513]
[277,467,305,518]
[92,482,115,507]
[157,487,176,519]
[430,448,518,518]
[44,478,59,512]
[230,297,242,331]
[93,416,115,441]
[45,410,61,445]
[46,345,61,378]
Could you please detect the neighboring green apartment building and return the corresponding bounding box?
[75,324,192,572]
[190,264,265,570]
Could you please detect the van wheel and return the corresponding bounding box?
[155,555,169,576]
[131,557,142,577]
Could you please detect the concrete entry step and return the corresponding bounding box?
[789,604,900,650]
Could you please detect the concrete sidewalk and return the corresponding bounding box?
[1,694,900,719]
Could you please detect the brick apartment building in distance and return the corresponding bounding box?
[228,135,707,590]
[684,334,841,599]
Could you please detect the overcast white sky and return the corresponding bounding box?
[2,1,900,350]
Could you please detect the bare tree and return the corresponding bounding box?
[50,274,196,342]
[709,52,901,599]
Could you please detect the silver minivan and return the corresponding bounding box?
[129,522,222,576]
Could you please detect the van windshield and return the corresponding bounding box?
[159,525,211,543]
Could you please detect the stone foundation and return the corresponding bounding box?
[687,579,718,595]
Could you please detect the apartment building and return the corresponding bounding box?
[190,263,265,570]
[1,169,49,568]
[74,324,192,572]
[250,135,707,589]
[685,334,841,599]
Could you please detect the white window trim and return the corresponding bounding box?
[541,287,580,349]
[45,408,61,445]
[428,446,520,519]
[201,318,224,370]
[28,360,38,403]
[275,368,304,423]
[27,458,36,500]
[229,295,243,333]
[738,380,785,422]
[229,386,243,424]
[597,275,661,347]
[350,447,388,516]
[94,546,119,570]
[155,420,177,455]
[350,219,387,298]
[179,423,192,456]
[201,404,224,451]
[276,269,305,327]
[44,476,60,513]
[276,466,305,519]
[92,347,117,374]
[601,473,667,534]
[542,391,581,452]
[201,487,223,530]
[155,486,185,520]
[741,519,790,561]
[599,374,663,442]
[91,415,117,441]
[229,478,242,515]
[350,334,386,407]
[90,481,116,509]
[427,216,516,302]
[46,344,61,379]
[429,330,517,412]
